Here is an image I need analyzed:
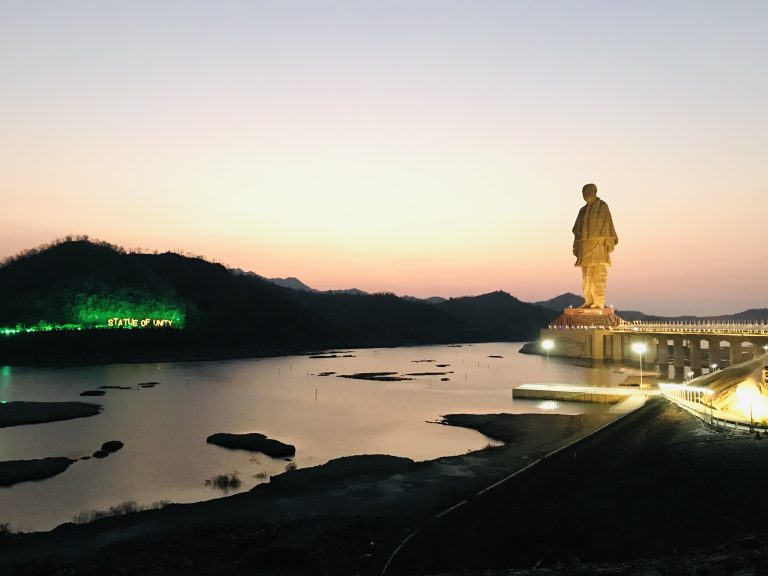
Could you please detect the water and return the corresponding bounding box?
[0,342,627,532]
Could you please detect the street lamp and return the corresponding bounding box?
[631,342,648,389]
[706,388,714,425]
[710,363,718,373]
[542,339,554,360]
[763,344,768,357]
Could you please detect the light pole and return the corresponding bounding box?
[763,344,768,357]
[542,339,554,360]
[631,342,648,389]
[710,363,718,373]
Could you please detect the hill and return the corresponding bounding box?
[441,291,558,341]
[0,238,554,364]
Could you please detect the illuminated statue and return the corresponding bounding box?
[572,183,618,309]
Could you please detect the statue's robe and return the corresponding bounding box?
[572,198,618,266]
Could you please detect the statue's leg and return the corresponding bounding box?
[581,266,593,307]
[591,264,608,308]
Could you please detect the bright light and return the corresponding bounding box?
[541,339,554,351]
[733,380,768,421]
[710,363,718,370]
[631,342,648,355]
[538,400,560,410]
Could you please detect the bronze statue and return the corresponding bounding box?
[572,183,618,309]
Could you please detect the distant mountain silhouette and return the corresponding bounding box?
[424,296,448,305]
[325,288,369,296]
[403,295,447,305]
[231,268,369,296]
[0,238,554,364]
[230,268,316,292]
[534,292,768,322]
[533,292,583,310]
[718,308,768,321]
[440,291,558,341]
[267,276,315,292]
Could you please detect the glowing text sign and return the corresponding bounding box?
[107,318,175,328]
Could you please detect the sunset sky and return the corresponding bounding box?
[1,1,766,315]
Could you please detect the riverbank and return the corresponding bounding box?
[0,327,504,367]
[0,410,615,575]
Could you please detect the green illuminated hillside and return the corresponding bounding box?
[0,238,557,363]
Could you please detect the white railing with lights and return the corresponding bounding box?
[659,381,768,432]
[616,320,768,335]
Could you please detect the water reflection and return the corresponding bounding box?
[0,342,627,531]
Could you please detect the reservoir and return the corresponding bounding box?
[0,342,628,532]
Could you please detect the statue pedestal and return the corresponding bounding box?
[550,307,627,329]
[541,307,629,360]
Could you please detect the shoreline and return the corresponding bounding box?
[0,409,617,574]
[0,336,522,368]
[6,398,767,575]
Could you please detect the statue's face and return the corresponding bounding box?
[582,188,597,204]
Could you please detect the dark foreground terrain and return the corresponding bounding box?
[3,399,768,575]
[388,398,768,575]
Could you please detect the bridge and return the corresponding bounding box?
[540,307,768,374]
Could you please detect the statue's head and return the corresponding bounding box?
[582,183,598,204]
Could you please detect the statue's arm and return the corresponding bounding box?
[572,212,582,256]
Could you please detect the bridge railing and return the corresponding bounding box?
[659,352,768,432]
[616,321,768,335]
[658,384,766,432]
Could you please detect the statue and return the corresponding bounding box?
[572,183,618,309]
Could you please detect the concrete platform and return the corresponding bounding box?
[513,383,657,404]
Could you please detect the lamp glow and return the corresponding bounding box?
[541,338,554,361]
[631,342,648,355]
[631,342,648,389]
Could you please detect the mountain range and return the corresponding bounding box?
[242,276,768,323]
[2,238,764,365]
[0,238,555,364]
